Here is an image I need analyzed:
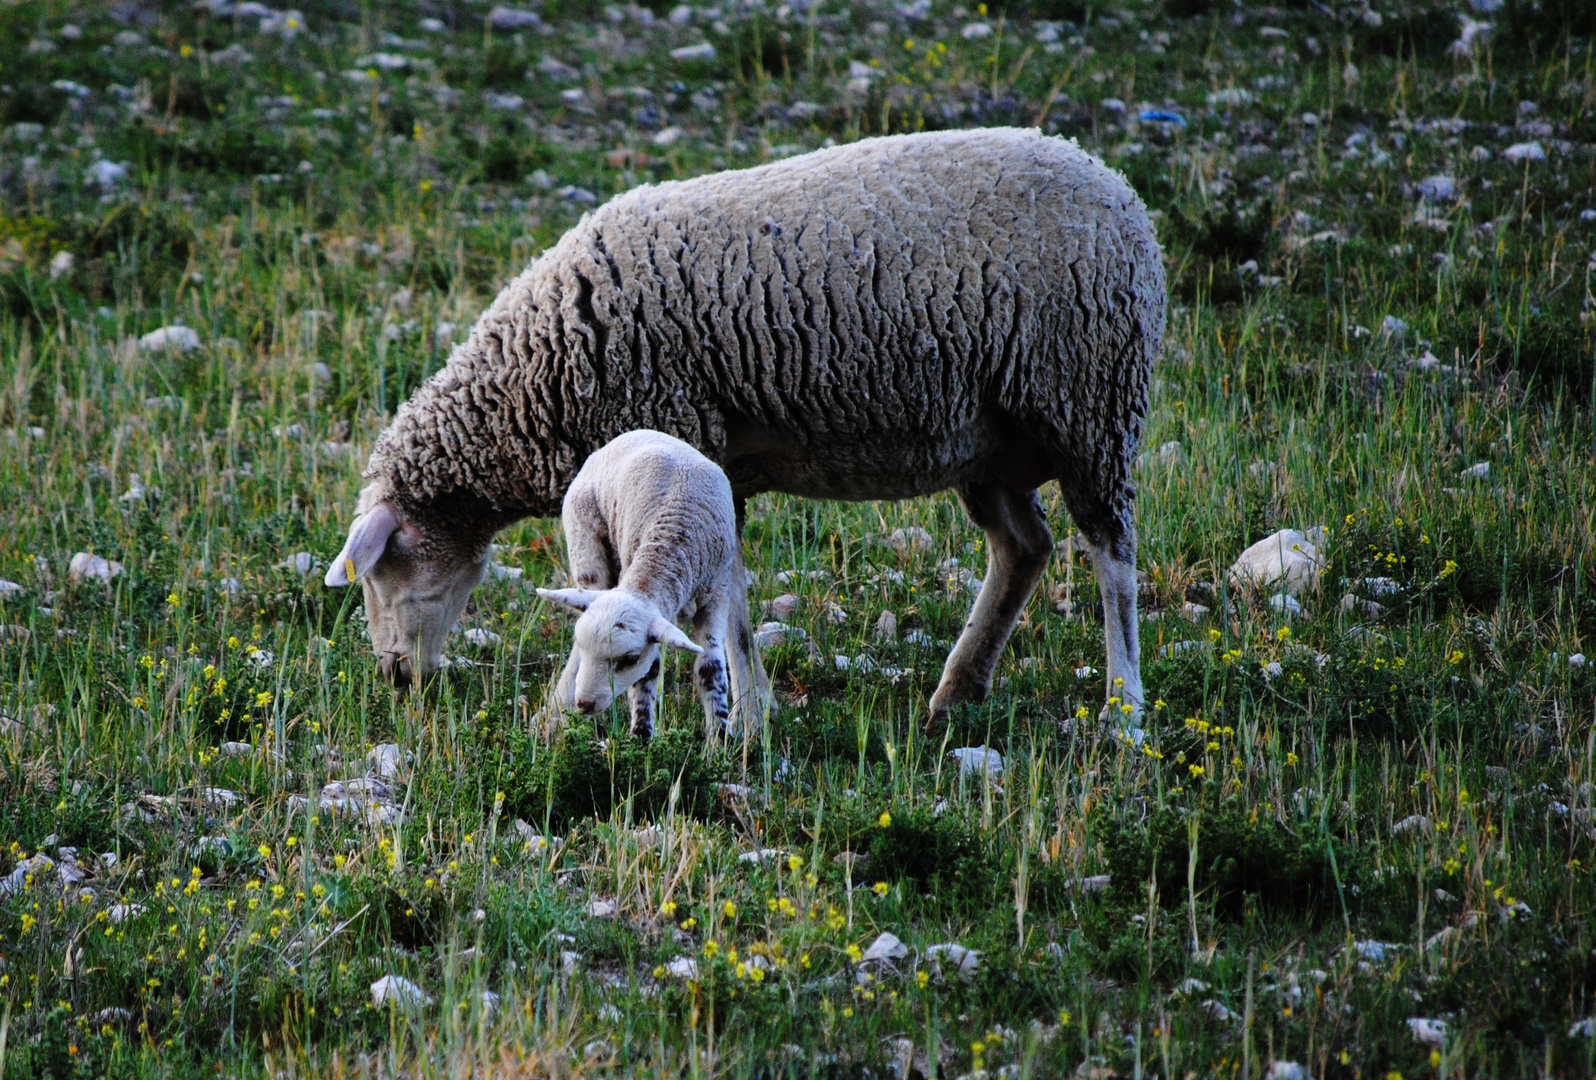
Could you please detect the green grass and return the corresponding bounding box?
[0,0,1594,1076]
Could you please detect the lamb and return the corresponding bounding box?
[325,126,1166,730]
[536,430,748,740]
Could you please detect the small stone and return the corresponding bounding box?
[0,580,21,599]
[1228,528,1325,598]
[67,552,123,585]
[1460,461,1490,479]
[924,942,980,977]
[366,743,403,781]
[1269,592,1303,616]
[370,975,432,1009]
[860,931,908,965]
[1340,593,1386,619]
[884,526,935,555]
[664,956,699,979]
[761,594,800,620]
[138,325,201,352]
[949,746,1004,780]
[669,42,717,61]
[1267,1063,1310,1080]
[1392,814,1431,836]
[1077,874,1112,894]
[283,552,318,575]
[874,609,898,642]
[1407,1017,1446,1048]
[753,622,805,649]
[587,898,617,918]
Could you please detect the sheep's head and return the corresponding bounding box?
[538,588,702,714]
[325,494,490,688]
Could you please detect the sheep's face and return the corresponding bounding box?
[538,589,702,714]
[326,498,489,687]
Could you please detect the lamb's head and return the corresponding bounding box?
[325,491,490,687]
[537,588,702,714]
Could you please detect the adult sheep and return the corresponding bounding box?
[326,126,1166,730]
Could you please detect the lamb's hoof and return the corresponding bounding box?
[927,677,990,728]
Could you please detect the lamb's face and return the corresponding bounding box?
[537,588,705,715]
[326,498,489,687]
[569,594,661,714]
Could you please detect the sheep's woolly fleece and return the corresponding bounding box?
[365,126,1164,546]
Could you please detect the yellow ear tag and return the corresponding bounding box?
[345,558,357,583]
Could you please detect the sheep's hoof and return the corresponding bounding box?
[926,677,989,728]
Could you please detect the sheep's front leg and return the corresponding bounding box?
[692,602,733,740]
[1090,531,1144,734]
[627,654,662,740]
[928,482,1052,727]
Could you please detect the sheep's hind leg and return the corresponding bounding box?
[726,510,770,736]
[628,655,662,740]
[928,482,1053,727]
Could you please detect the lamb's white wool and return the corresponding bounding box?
[536,430,751,738]
[328,127,1166,726]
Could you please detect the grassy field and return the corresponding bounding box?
[0,0,1595,1076]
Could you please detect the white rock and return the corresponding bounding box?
[487,5,541,28]
[480,990,501,1014]
[1461,461,1489,479]
[1171,977,1210,996]
[1269,592,1303,616]
[367,743,403,781]
[1570,653,1587,667]
[1201,999,1238,1022]
[1181,601,1211,622]
[949,746,1004,780]
[1228,528,1325,598]
[587,898,617,918]
[221,741,254,758]
[463,627,501,647]
[0,854,53,895]
[924,942,980,976]
[664,956,699,979]
[0,580,23,599]
[1381,314,1408,340]
[1340,594,1386,619]
[1570,1017,1596,1038]
[1073,665,1098,678]
[49,251,73,279]
[1266,1063,1310,1080]
[1352,939,1399,962]
[885,526,935,555]
[669,42,717,61]
[736,848,789,866]
[874,609,898,642]
[1407,1017,1446,1048]
[903,629,933,647]
[560,950,582,974]
[652,126,684,147]
[283,552,318,575]
[1502,141,1545,163]
[86,160,128,189]
[761,594,801,620]
[138,325,200,352]
[1415,175,1455,201]
[371,975,432,1009]
[753,621,804,649]
[961,21,993,38]
[860,931,908,964]
[1078,874,1112,894]
[1391,814,1430,836]
[67,552,122,584]
[107,902,146,923]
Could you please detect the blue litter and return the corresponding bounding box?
[1138,109,1187,128]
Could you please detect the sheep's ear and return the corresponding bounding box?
[324,502,401,587]
[537,587,602,614]
[648,617,704,654]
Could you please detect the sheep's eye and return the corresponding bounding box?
[616,652,643,669]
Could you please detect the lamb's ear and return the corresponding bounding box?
[536,587,602,614]
[324,502,401,587]
[648,616,705,654]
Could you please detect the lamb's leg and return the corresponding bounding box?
[928,482,1053,726]
[1089,530,1145,733]
[692,602,733,740]
[725,502,770,735]
[627,654,662,740]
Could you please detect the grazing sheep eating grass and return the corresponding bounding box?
[327,125,1165,728]
[536,430,749,741]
